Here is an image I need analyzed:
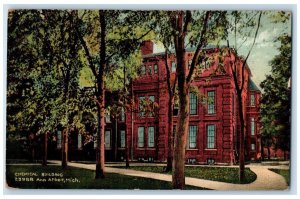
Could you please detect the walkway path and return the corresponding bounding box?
[48,160,289,190]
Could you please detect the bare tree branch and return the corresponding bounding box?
[186,11,211,83]
[241,11,262,90]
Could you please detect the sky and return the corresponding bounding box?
[153,12,292,89]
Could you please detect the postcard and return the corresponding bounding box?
[5,8,291,191]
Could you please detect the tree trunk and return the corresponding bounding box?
[237,91,245,183]
[115,119,118,161]
[130,79,134,161]
[42,132,48,166]
[62,128,68,169]
[95,10,106,179]
[261,137,264,161]
[172,88,189,189]
[172,18,189,189]
[124,67,130,168]
[125,121,130,167]
[95,101,105,179]
[31,145,35,162]
[166,95,174,172]
[267,146,271,160]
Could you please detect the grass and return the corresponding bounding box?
[6,165,207,190]
[115,166,257,184]
[269,168,290,185]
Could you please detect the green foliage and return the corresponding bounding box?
[7,10,87,156]
[260,34,291,153]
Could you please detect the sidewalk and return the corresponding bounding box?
[48,160,289,190]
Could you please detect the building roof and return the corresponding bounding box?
[142,45,227,59]
[248,79,260,92]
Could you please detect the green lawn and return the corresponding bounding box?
[6,165,206,189]
[269,169,290,185]
[115,166,257,184]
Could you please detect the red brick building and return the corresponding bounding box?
[109,41,261,164]
[53,41,261,165]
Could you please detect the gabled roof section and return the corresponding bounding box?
[248,79,260,92]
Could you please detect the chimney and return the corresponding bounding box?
[141,40,154,55]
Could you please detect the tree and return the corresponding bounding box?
[7,10,84,167]
[260,34,291,160]
[226,11,262,183]
[74,10,152,178]
[151,10,227,189]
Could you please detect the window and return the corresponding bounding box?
[154,64,158,74]
[251,118,255,136]
[251,143,256,151]
[148,126,155,147]
[250,94,255,106]
[149,95,155,102]
[57,130,62,149]
[138,127,144,147]
[173,101,179,115]
[120,107,125,122]
[120,130,125,148]
[207,91,215,114]
[148,65,152,75]
[189,125,197,149]
[78,133,82,149]
[207,125,215,149]
[171,61,176,72]
[188,60,192,69]
[140,65,146,75]
[105,130,111,149]
[139,96,145,117]
[190,92,197,115]
[105,111,111,122]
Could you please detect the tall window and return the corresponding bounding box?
[207,125,215,149]
[251,143,256,151]
[188,60,192,69]
[154,64,158,74]
[148,65,152,75]
[120,130,125,148]
[105,130,111,149]
[139,96,145,117]
[78,133,82,149]
[190,92,197,115]
[250,94,255,106]
[57,130,62,149]
[251,118,255,136]
[138,127,144,147]
[140,65,146,75]
[173,101,179,115]
[189,125,197,149]
[148,126,155,147]
[105,111,111,122]
[171,61,176,72]
[120,107,125,122]
[207,91,215,114]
